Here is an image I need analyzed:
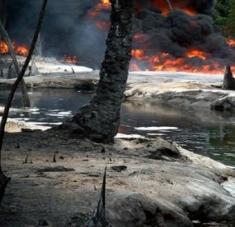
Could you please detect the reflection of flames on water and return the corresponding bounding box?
[0,41,29,57]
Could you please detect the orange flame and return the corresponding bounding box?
[88,0,110,18]
[0,41,29,57]
[130,48,234,74]
[13,42,29,57]
[130,33,235,74]
[227,38,235,48]
[186,49,207,60]
[0,41,9,54]
[132,49,145,60]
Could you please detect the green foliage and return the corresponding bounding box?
[214,0,230,28]
[213,0,235,36]
[226,0,235,36]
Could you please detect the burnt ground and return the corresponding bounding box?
[0,123,234,227]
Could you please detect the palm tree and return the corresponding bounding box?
[72,0,134,143]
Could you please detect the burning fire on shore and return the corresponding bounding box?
[130,38,235,74]
[1,0,235,74]
[0,41,29,57]
[88,0,235,74]
[0,40,79,65]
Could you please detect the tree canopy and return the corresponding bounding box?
[214,0,235,36]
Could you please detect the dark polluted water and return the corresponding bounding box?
[1,88,235,167]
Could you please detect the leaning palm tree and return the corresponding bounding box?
[72,0,134,143]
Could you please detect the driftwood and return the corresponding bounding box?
[0,0,48,203]
[87,167,108,227]
[223,65,235,90]
[0,19,30,107]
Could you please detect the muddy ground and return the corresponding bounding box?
[0,122,234,226]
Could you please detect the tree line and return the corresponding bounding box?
[215,0,235,36]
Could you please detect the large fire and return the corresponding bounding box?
[89,0,235,74]
[2,0,235,73]
[131,50,224,73]
[130,38,235,74]
[0,41,29,57]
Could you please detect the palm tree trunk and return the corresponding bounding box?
[72,0,134,143]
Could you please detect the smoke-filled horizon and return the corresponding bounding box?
[6,0,107,67]
[4,0,235,71]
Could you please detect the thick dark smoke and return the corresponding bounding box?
[6,0,107,67]
[190,0,214,14]
[134,0,235,66]
[4,0,235,68]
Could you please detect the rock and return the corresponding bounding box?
[101,147,106,153]
[145,147,181,161]
[107,192,192,227]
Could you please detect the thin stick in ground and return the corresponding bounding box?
[87,167,108,226]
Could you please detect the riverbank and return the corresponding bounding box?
[1,57,234,112]
[0,121,234,226]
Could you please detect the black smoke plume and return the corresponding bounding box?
[4,0,235,69]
